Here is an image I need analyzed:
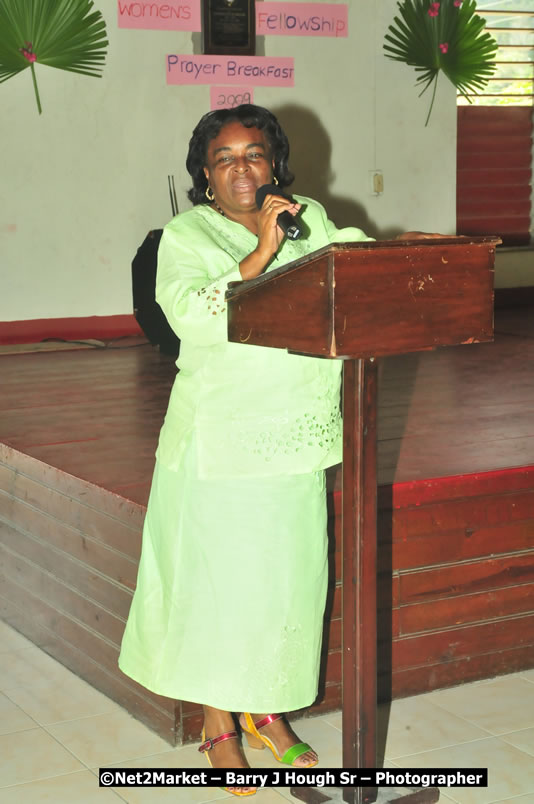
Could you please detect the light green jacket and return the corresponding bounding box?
[155,195,372,478]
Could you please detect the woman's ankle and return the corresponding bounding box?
[203,705,236,734]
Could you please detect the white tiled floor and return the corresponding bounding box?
[1,620,533,803]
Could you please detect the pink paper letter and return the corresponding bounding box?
[257,3,348,37]
[210,87,255,110]
[167,56,295,87]
[118,0,201,31]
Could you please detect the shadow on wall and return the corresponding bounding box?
[272,103,383,239]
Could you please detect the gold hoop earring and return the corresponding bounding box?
[205,186,215,201]
[273,176,279,186]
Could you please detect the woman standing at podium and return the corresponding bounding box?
[119,105,373,795]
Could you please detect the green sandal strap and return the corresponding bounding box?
[281,741,314,766]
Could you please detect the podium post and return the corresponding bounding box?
[342,358,378,803]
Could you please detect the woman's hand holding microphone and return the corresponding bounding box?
[239,187,301,281]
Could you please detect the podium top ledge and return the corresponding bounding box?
[225,235,501,300]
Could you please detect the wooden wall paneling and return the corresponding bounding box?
[335,468,534,520]
[0,446,183,745]
[308,681,342,715]
[391,614,534,670]
[323,650,342,688]
[388,645,534,700]
[328,463,534,706]
[182,710,204,743]
[386,491,534,540]
[0,593,178,743]
[0,521,132,619]
[0,544,126,645]
[381,466,534,508]
[0,571,185,741]
[398,583,534,635]
[0,498,139,593]
[399,553,534,604]
[1,444,147,530]
[325,577,402,656]
[0,464,15,496]
[389,520,534,572]
[1,579,143,707]
[335,512,534,573]
[2,572,124,677]
[10,472,143,561]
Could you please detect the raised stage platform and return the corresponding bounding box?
[1,306,533,745]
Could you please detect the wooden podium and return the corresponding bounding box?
[225,237,498,804]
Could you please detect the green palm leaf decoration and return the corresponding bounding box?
[0,0,108,114]
[384,0,498,125]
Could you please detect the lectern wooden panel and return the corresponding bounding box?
[227,238,495,357]
[226,237,498,804]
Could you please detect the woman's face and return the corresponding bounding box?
[203,121,274,217]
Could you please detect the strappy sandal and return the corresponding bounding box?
[198,728,256,797]
[242,712,318,767]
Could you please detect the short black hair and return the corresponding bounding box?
[186,104,294,206]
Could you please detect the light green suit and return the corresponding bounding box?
[119,197,371,711]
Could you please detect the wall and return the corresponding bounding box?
[495,248,534,289]
[0,1,458,324]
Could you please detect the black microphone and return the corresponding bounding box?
[255,184,302,240]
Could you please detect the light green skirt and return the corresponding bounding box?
[118,438,328,713]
